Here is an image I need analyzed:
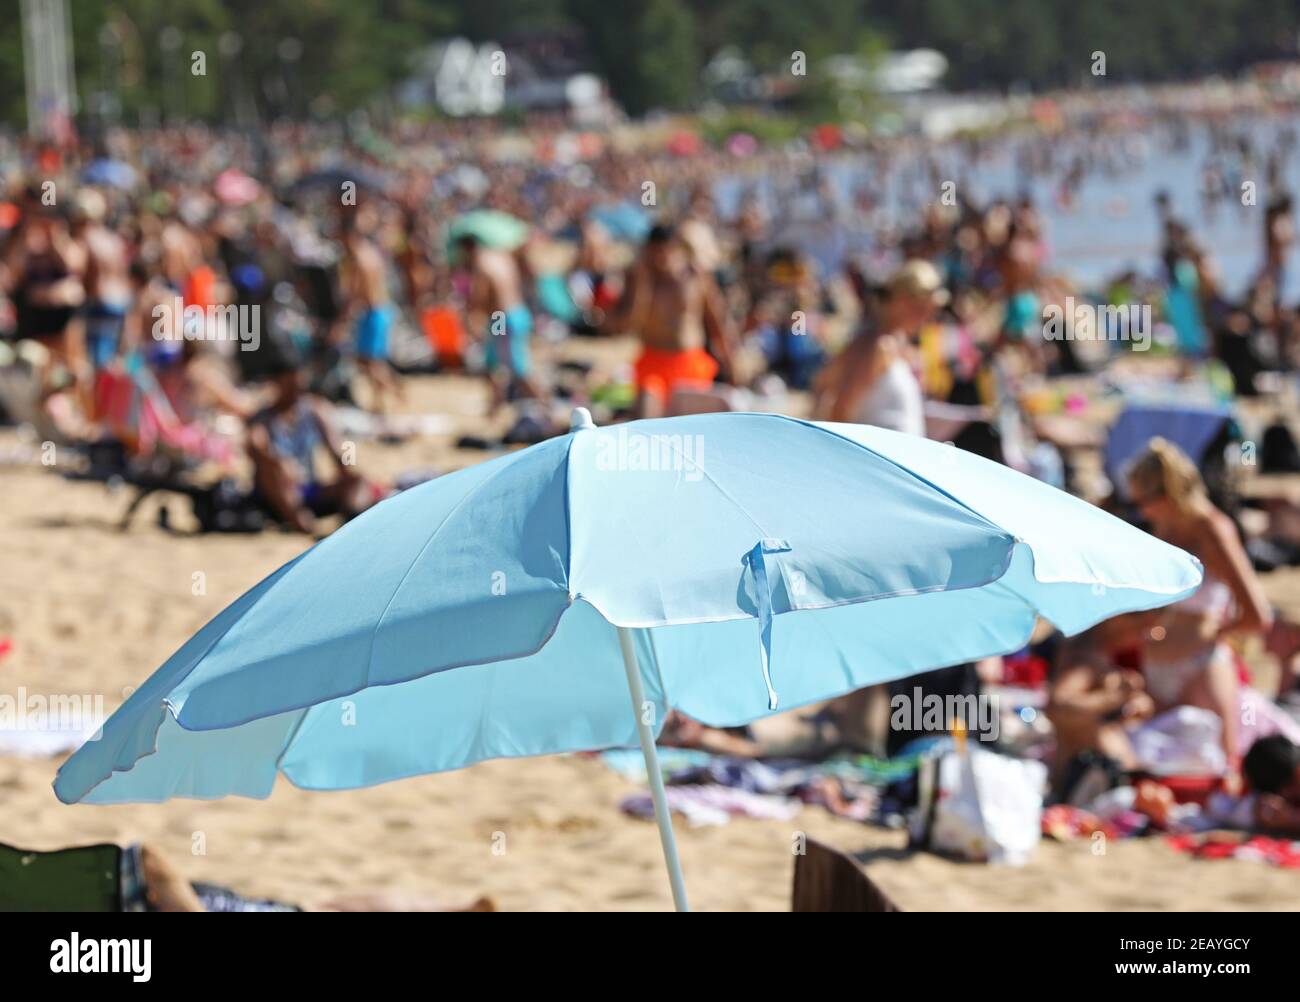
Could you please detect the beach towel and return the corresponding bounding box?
[601,748,914,824]
[1131,706,1227,777]
[1238,686,1300,755]
[0,727,95,758]
[619,784,801,828]
[1165,833,1300,869]
[599,747,714,782]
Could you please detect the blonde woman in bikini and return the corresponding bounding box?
[1127,439,1273,780]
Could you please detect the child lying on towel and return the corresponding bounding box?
[1241,735,1300,837]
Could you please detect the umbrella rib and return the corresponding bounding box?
[786,414,1200,595]
[771,414,1010,533]
[562,429,577,595]
[650,430,769,537]
[273,706,314,772]
[362,450,534,687]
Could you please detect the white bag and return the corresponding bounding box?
[909,746,1046,866]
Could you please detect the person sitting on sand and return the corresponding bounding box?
[1046,612,1160,779]
[1127,438,1273,776]
[246,357,378,534]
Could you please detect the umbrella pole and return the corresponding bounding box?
[617,626,690,913]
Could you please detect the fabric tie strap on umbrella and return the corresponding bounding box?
[742,538,792,711]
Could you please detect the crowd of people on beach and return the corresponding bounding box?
[8,86,1300,896]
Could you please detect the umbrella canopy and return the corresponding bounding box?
[445,209,529,262]
[55,410,1200,909]
[725,132,759,158]
[81,158,136,190]
[290,165,392,197]
[588,202,651,244]
[213,168,262,207]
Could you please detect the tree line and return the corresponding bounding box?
[0,0,1296,129]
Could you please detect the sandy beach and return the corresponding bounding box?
[5,361,1300,911]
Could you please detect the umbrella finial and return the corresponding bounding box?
[569,407,596,432]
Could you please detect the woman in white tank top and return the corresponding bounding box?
[849,349,925,435]
[814,329,925,436]
[813,260,943,436]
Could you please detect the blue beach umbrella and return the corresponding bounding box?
[290,165,393,197]
[55,410,1201,911]
[81,158,136,190]
[588,201,652,244]
[445,209,529,262]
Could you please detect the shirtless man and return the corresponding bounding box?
[339,212,400,414]
[456,232,540,407]
[71,189,132,375]
[159,209,203,294]
[611,223,735,415]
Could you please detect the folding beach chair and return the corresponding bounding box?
[0,842,297,912]
[791,838,902,913]
[0,841,126,912]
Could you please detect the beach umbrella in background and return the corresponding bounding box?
[666,130,703,157]
[55,410,1201,912]
[724,132,759,158]
[810,124,843,151]
[445,209,529,263]
[81,158,136,190]
[587,201,652,244]
[290,165,393,198]
[213,168,262,207]
[1105,397,1235,501]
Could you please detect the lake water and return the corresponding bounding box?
[716,113,1300,301]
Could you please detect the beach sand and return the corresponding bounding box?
[4,356,1300,911]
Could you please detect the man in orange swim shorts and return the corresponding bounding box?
[613,223,736,414]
